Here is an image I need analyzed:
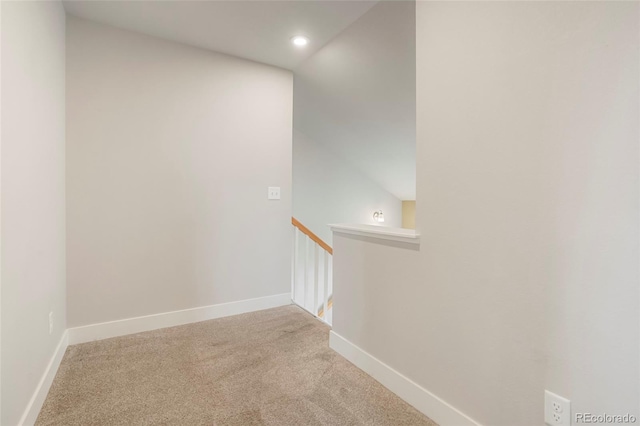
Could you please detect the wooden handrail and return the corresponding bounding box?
[318,296,333,318]
[291,217,333,255]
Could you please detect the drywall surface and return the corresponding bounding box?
[333,2,639,425]
[1,2,66,424]
[294,0,416,201]
[67,17,293,327]
[293,129,401,245]
[401,201,415,230]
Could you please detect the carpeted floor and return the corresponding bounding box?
[36,305,437,426]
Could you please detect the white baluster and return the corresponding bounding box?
[323,250,329,324]
[328,254,333,325]
[302,235,308,311]
[290,220,334,322]
[313,243,319,317]
[292,226,298,303]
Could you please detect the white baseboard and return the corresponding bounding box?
[329,331,482,426]
[68,293,292,345]
[19,330,69,426]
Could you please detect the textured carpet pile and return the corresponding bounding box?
[36,305,437,425]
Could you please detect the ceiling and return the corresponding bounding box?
[294,1,416,200]
[63,0,416,200]
[63,1,378,70]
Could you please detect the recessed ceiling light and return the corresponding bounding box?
[291,36,309,47]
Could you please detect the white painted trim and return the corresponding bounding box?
[68,293,292,345]
[329,331,482,426]
[19,330,69,426]
[329,223,420,245]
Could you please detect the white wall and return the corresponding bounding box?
[66,17,293,328]
[293,129,401,245]
[294,0,415,201]
[1,2,66,425]
[332,2,639,425]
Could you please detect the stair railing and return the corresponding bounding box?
[291,217,333,326]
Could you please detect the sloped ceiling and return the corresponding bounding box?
[63,0,416,200]
[63,0,378,70]
[294,1,416,200]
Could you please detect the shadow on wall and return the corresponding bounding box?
[293,129,403,245]
[292,0,416,242]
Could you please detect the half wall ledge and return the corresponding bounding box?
[329,223,420,245]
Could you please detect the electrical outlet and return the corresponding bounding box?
[545,390,570,425]
[49,311,54,335]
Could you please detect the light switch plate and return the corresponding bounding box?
[268,187,281,200]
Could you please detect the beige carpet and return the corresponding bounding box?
[36,305,437,426]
